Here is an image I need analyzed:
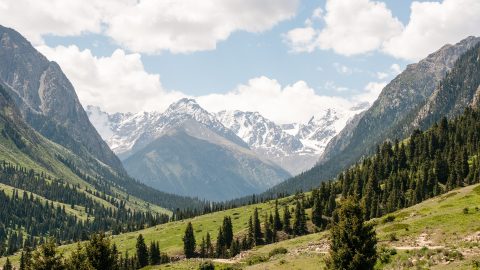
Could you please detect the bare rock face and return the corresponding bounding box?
[266,36,480,196]
[319,36,480,165]
[0,25,124,172]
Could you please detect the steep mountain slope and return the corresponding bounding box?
[0,26,209,212]
[413,41,480,129]
[0,25,124,173]
[89,99,291,201]
[265,36,480,195]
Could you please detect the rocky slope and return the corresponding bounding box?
[0,25,124,172]
[265,36,480,195]
[216,108,360,174]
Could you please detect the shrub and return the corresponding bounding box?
[383,215,396,223]
[246,255,268,265]
[269,247,288,257]
[463,207,469,214]
[199,261,215,270]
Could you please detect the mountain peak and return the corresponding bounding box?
[165,98,206,116]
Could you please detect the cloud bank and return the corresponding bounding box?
[39,45,378,124]
[1,0,298,54]
[284,0,480,61]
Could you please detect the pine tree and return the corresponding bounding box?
[293,201,307,236]
[215,227,225,258]
[282,204,291,234]
[329,199,377,270]
[65,243,92,270]
[32,239,65,270]
[3,258,12,270]
[253,208,262,245]
[312,195,323,229]
[183,222,196,258]
[230,238,240,257]
[222,216,233,248]
[206,232,214,258]
[199,237,206,258]
[264,214,273,244]
[273,199,282,231]
[247,217,254,248]
[149,241,160,265]
[85,233,118,270]
[136,234,149,267]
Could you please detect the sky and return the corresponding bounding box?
[1,0,479,124]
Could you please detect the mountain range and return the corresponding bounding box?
[87,99,362,200]
[266,35,480,195]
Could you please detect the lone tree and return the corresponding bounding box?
[183,222,196,258]
[329,198,377,270]
[136,234,149,267]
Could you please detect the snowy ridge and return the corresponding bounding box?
[87,98,365,175]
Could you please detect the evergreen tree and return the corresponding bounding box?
[253,208,262,245]
[222,216,233,248]
[32,239,65,270]
[293,201,307,236]
[65,243,93,270]
[149,241,160,265]
[19,247,32,270]
[273,199,282,230]
[85,233,118,270]
[206,232,214,258]
[329,199,377,270]
[282,204,291,234]
[246,217,254,248]
[230,238,240,257]
[135,234,149,267]
[3,258,12,270]
[215,227,225,258]
[264,214,273,244]
[183,222,196,258]
[199,237,206,258]
[312,195,323,229]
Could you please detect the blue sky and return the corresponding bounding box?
[1,0,477,124]
[42,0,415,97]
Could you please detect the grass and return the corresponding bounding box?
[4,183,480,269]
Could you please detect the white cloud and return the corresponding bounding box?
[355,81,387,104]
[333,63,353,75]
[0,0,106,44]
[383,0,480,60]
[284,0,403,56]
[285,0,480,61]
[283,27,317,53]
[37,45,185,113]
[38,45,379,125]
[390,64,402,75]
[376,72,388,80]
[107,0,299,54]
[0,0,298,53]
[197,77,357,124]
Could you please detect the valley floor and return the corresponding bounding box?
[3,183,480,269]
[147,184,480,269]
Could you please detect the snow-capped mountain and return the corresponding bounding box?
[216,108,361,174]
[88,98,245,159]
[87,99,290,201]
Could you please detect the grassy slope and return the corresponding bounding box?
[0,120,171,216]
[3,183,480,269]
[149,184,480,269]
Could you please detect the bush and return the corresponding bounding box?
[389,233,398,242]
[383,215,396,223]
[199,261,215,270]
[269,247,288,257]
[463,207,469,214]
[246,255,268,265]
